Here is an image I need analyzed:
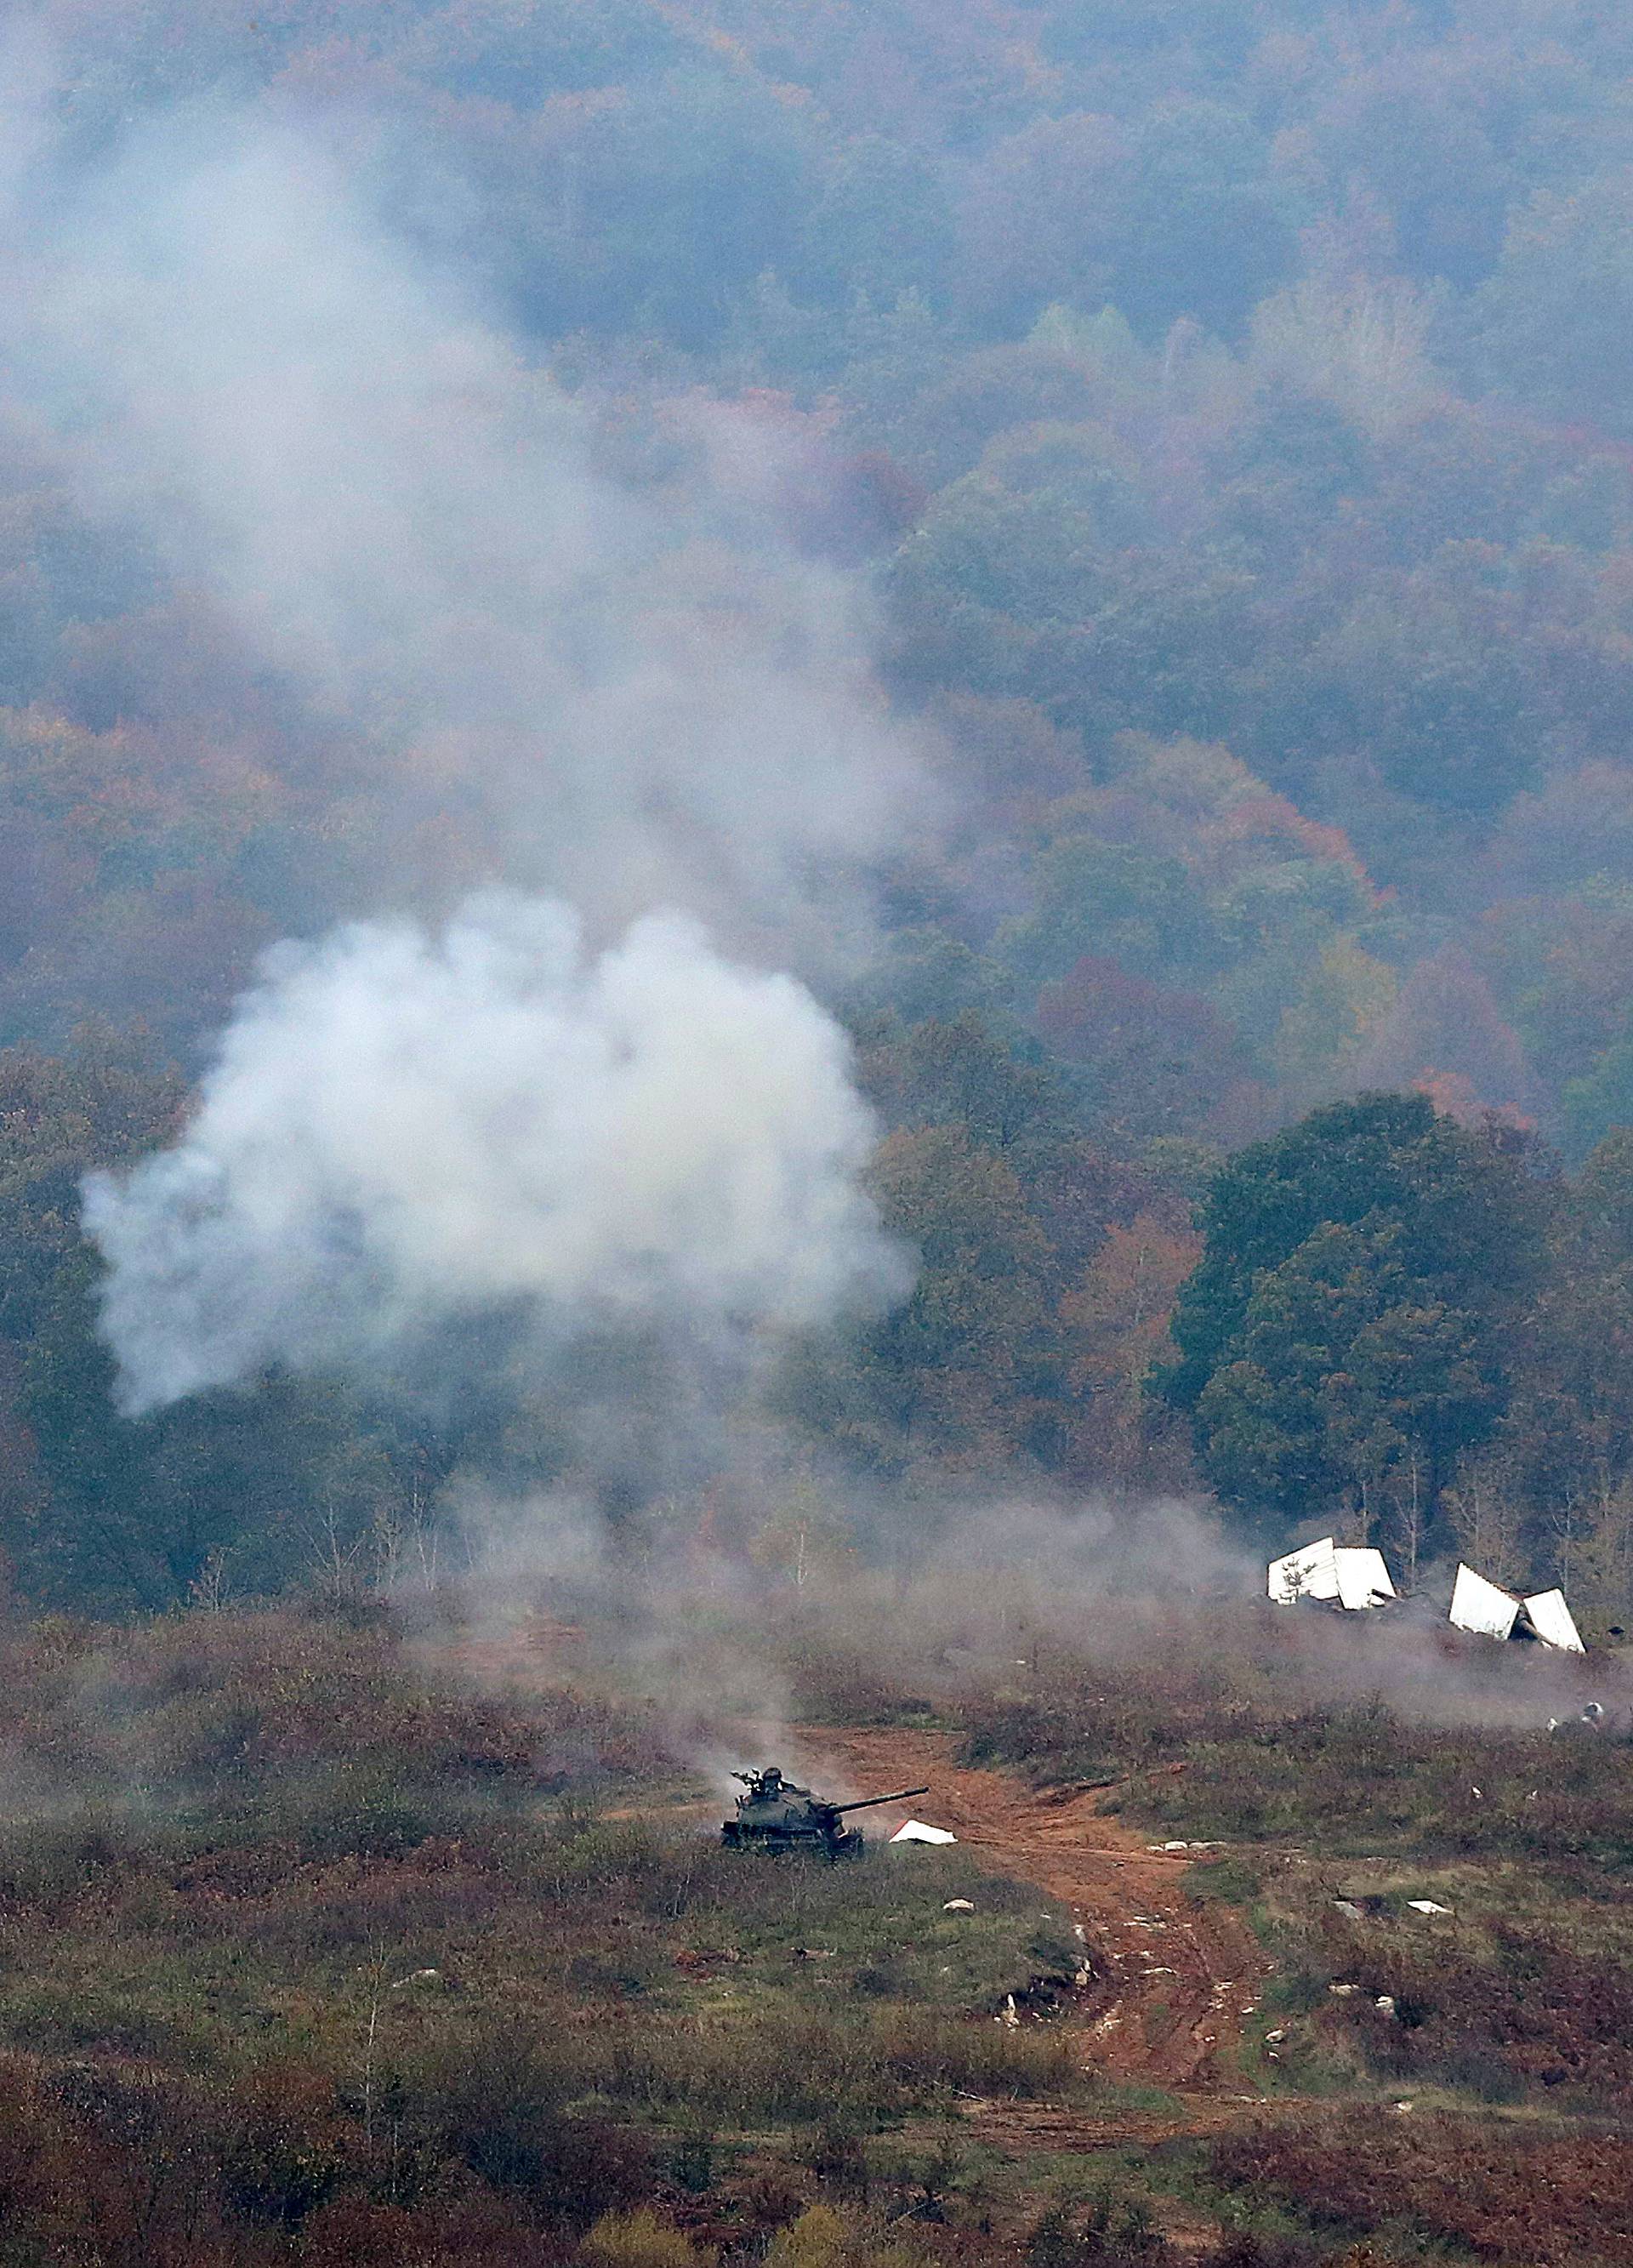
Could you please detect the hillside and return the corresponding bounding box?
[0,4,1631,1607]
[1,14,1632,2257]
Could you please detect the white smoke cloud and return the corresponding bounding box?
[9,97,923,960]
[0,42,936,1437]
[84,895,908,1413]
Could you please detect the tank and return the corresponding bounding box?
[720,1765,930,1857]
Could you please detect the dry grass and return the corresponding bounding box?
[0,1607,1105,2266]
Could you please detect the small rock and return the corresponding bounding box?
[942,1899,976,1913]
[1264,2027,1287,2044]
[1374,1995,1397,2016]
[1329,1982,1360,1997]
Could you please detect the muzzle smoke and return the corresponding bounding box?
[84,896,908,1414]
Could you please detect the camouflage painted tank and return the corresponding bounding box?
[720,1766,930,1856]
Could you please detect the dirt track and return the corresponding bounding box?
[436,1627,1272,2145]
[793,1728,1267,2113]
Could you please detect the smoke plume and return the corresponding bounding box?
[84,896,908,1414]
[3,56,924,962]
[0,37,936,1439]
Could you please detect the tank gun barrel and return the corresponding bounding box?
[828,1785,930,1815]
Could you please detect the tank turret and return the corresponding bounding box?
[720,1766,930,1857]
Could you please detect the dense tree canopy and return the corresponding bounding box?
[4,3,1633,1611]
[1157,1095,1550,1546]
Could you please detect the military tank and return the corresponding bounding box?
[720,1766,930,1857]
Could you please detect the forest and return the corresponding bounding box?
[3,1,1633,1621]
[3,12,1633,2268]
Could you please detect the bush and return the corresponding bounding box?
[582,2208,714,2268]
[1212,2111,1633,2265]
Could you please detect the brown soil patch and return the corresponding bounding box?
[790,1728,1269,2106]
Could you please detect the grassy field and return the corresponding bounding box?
[945,1615,1633,2263]
[0,1598,1629,2266]
[0,1609,1096,2267]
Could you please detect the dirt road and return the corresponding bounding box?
[794,1728,1266,2106]
[436,1628,1269,2136]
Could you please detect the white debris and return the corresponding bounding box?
[890,1820,957,1846]
[1329,1983,1360,1996]
[1450,1565,1585,1650]
[1334,1547,1397,1610]
[942,1899,976,1912]
[1269,1537,1396,1610]
[1522,1588,1585,1652]
[1269,1536,1341,1604]
[1406,1900,1452,1917]
[1450,1564,1520,1640]
[1264,2027,1287,2044]
[1374,1995,1397,2016]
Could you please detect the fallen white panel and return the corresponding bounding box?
[1268,1536,1339,1604]
[889,1820,957,1845]
[1406,1900,1453,1916]
[1449,1564,1520,1641]
[1334,1547,1397,1610]
[1522,1588,1585,1652]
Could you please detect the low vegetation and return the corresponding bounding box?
[1211,2112,1633,2268]
[0,1608,1097,2266]
[936,1615,1633,2259]
[960,1615,1633,1863]
[2,1597,1630,2264]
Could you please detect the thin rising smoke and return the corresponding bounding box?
[3,52,926,962]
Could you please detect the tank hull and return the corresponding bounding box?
[720,1820,863,1858]
[721,1768,929,1856]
